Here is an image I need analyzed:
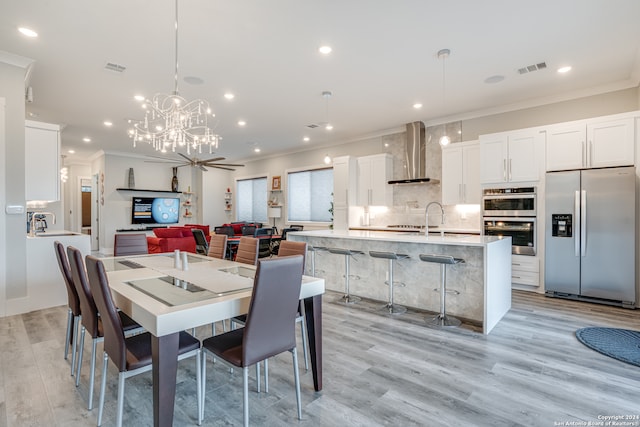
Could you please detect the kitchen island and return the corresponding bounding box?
[288,230,511,334]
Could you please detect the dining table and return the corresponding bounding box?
[102,252,325,427]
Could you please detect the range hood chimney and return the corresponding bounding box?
[388,121,437,184]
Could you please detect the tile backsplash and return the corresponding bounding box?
[356,122,481,230]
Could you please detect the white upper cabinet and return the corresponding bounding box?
[480,130,540,184]
[25,120,61,201]
[332,156,356,208]
[356,153,392,206]
[546,117,634,171]
[442,140,480,205]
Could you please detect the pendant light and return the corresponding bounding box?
[322,91,333,164]
[438,48,451,147]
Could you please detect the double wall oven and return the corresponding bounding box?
[482,187,536,256]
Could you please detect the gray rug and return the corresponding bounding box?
[575,327,640,367]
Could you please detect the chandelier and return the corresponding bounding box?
[129,0,220,155]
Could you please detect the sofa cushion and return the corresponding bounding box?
[154,228,184,238]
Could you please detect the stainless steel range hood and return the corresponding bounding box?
[388,121,437,184]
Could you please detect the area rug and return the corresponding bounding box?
[575,327,640,367]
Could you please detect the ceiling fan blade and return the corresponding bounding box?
[199,165,208,172]
[212,165,236,171]
[198,156,225,163]
[204,162,245,167]
[177,152,193,162]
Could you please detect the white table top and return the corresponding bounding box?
[104,253,325,337]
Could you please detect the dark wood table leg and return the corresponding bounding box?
[303,294,323,391]
[152,332,179,427]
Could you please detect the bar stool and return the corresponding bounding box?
[307,245,328,277]
[327,248,364,304]
[369,251,410,314]
[419,254,464,327]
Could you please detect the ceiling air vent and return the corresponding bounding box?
[517,62,547,75]
[104,62,126,73]
[306,124,320,129]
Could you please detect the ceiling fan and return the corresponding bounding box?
[145,153,244,171]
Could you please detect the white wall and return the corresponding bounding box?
[97,153,197,254]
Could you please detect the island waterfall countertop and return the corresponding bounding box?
[288,229,511,334]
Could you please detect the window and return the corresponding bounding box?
[287,168,333,222]
[236,177,267,222]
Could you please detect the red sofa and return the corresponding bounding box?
[147,227,196,254]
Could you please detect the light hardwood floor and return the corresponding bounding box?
[1,290,640,426]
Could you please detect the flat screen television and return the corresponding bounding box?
[131,197,180,224]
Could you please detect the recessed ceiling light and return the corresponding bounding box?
[103,121,113,127]
[303,137,310,142]
[18,27,38,38]
[134,95,145,101]
[224,93,235,100]
[68,149,75,154]
[558,66,572,73]
[319,46,332,55]
[484,75,505,84]
[238,120,246,126]
[254,147,261,153]
[82,137,91,143]
[325,124,333,131]
[413,103,423,109]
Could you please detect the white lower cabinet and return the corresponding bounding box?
[511,255,539,287]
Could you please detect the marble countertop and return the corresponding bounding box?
[26,230,85,239]
[349,226,481,234]
[290,229,505,247]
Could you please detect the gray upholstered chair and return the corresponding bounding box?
[113,233,148,256]
[54,241,81,375]
[192,228,209,254]
[236,237,259,265]
[67,246,144,410]
[207,234,227,259]
[200,256,305,426]
[85,255,202,427]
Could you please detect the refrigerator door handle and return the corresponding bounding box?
[574,190,580,257]
[581,190,587,257]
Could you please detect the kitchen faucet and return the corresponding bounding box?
[424,201,445,236]
[29,212,56,237]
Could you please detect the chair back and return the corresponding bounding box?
[241,225,256,236]
[236,237,259,265]
[280,227,296,241]
[254,228,273,258]
[214,225,235,237]
[67,246,100,338]
[242,255,304,366]
[85,256,128,372]
[114,233,149,256]
[289,225,304,231]
[54,241,80,316]
[278,241,307,265]
[192,228,209,254]
[207,234,227,259]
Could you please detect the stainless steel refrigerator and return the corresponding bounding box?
[545,166,636,307]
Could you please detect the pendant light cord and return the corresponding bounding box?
[173,0,179,96]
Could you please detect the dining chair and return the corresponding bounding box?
[241,225,256,236]
[54,241,81,376]
[67,246,145,411]
[289,225,304,231]
[254,227,273,258]
[200,255,305,426]
[207,234,227,259]
[113,233,149,256]
[85,255,202,427]
[192,228,209,255]
[214,225,235,237]
[235,237,259,265]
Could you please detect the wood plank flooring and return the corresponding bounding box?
[1,290,640,426]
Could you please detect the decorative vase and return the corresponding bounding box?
[171,167,179,192]
[128,168,135,188]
